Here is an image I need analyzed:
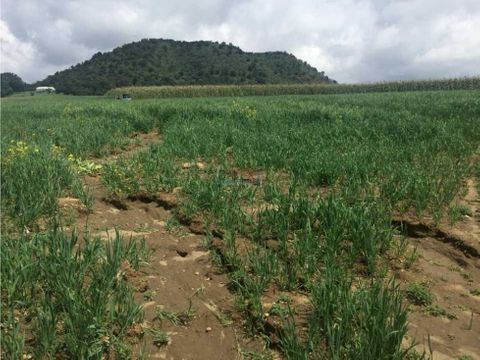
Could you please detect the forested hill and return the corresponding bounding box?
[37,39,335,95]
[1,73,27,97]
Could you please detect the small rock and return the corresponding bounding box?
[182,162,191,169]
[176,249,188,257]
[195,271,200,276]
[196,162,206,170]
[206,327,212,332]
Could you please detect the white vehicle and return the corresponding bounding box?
[35,86,56,93]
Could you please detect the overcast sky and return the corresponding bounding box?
[1,0,479,83]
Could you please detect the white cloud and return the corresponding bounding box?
[1,0,479,83]
[415,14,480,63]
[0,20,35,77]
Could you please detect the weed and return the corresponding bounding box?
[425,305,456,319]
[155,299,196,326]
[405,283,434,306]
[404,246,421,269]
[240,349,273,360]
[150,329,170,347]
[470,288,480,296]
[449,204,473,224]
[143,289,157,301]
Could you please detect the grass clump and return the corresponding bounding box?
[469,288,480,296]
[449,203,473,224]
[0,229,147,358]
[405,283,434,306]
[154,300,196,326]
[425,304,456,319]
[150,329,170,347]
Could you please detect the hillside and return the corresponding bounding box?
[1,73,27,97]
[37,39,335,95]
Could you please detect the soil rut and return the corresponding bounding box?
[400,179,480,360]
[68,176,263,359]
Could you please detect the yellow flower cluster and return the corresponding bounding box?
[62,103,83,120]
[7,140,39,156]
[51,144,64,155]
[230,101,257,121]
[4,140,101,175]
[67,153,102,175]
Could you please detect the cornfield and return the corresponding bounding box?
[107,77,480,98]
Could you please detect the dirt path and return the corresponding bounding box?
[96,131,163,164]
[399,179,480,359]
[64,176,265,359]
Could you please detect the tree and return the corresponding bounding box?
[1,72,27,97]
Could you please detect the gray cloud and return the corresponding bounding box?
[1,0,479,83]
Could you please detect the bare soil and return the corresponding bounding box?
[67,176,265,359]
[397,179,480,359]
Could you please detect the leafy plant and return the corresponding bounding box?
[405,283,434,306]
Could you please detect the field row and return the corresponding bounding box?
[107,77,480,99]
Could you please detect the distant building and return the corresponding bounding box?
[36,86,56,93]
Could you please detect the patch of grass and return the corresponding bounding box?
[470,288,480,296]
[210,307,234,327]
[143,289,157,301]
[269,296,292,318]
[404,246,421,269]
[425,304,456,319]
[150,329,170,347]
[0,229,147,358]
[405,349,427,360]
[405,283,434,306]
[240,349,273,360]
[449,204,473,224]
[154,300,196,326]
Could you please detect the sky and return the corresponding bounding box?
[1,0,479,84]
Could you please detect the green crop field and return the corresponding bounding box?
[107,77,480,99]
[1,89,480,359]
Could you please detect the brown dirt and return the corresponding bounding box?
[397,179,480,359]
[97,131,163,164]
[69,176,265,359]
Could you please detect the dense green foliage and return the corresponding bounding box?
[1,230,148,358]
[1,72,27,97]
[1,90,479,358]
[37,38,334,95]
